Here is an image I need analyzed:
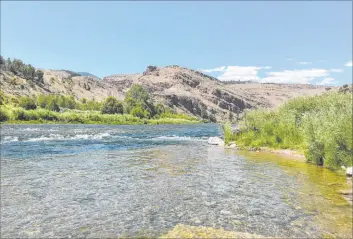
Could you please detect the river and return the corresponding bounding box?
[1,124,352,238]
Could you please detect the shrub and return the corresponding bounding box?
[124,84,155,116]
[228,92,352,169]
[101,96,123,114]
[46,99,60,112]
[19,97,37,110]
[130,104,148,118]
[0,107,9,122]
[222,122,236,144]
[0,91,5,105]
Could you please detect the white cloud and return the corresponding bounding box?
[345,61,352,67]
[259,69,330,84]
[330,69,344,73]
[201,64,340,84]
[297,61,312,65]
[316,77,336,85]
[286,58,293,61]
[200,66,226,73]
[217,66,271,81]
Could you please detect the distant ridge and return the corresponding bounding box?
[77,72,100,79]
[0,57,332,122]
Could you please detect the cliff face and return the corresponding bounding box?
[0,65,331,122]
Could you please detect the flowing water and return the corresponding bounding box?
[1,124,352,238]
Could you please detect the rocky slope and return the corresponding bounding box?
[0,65,333,122]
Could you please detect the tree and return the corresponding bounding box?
[37,95,49,108]
[46,98,60,112]
[130,104,149,118]
[19,97,37,110]
[0,91,6,105]
[155,103,166,115]
[0,55,4,66]
[34,70,44,84]
[23,65,36,81]
[101,96,124,114]
[66,96,77,109]
[10,59,24,75]
[124,84,155,116]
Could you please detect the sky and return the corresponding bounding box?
[1,1,352,85]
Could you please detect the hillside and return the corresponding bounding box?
[0,60,333,122]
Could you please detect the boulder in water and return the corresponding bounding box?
[208,137,224,146]
[346,167,352,177]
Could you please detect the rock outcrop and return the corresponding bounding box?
[0,64,332,122]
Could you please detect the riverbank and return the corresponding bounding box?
[0,106,202,125]
[223,91,352,170]
[0,86,204,125]
[226,145,306,160]
[2,118,202,125]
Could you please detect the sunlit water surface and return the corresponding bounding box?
[1,124,352,238]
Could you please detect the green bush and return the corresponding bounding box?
[229,92,352,169]
[0,91,6,105]
[222,122,236,144]
[19,97,37,110]
[130,104,148,118]
[0,107,9,122]
[46,98,60,112]
[101,96,123,114]
[124,84,155,116]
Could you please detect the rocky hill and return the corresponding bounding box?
[0,62,332,122]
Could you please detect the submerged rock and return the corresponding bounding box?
[346,167,352,177]
[160,224,267,238]
[208,137,224,146]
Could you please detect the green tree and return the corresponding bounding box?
[34,70,44,84]
[0,55,4,66]
[130,104,149,118]
[0,91,6,105]
[37,95,50,108]
[155,103,166,115]
[46,98,60,112]
[66,96,77,109]
[124,84,155,116]
[0,108,9,122]
[102,96,124,114]
[10,59,24,75]
[19,96,37,110]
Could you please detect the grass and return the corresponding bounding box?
[0,105,201,125]
[224,91,353,170]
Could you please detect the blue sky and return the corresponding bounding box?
[1,1,352,85]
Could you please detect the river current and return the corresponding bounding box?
[1,124,352,238]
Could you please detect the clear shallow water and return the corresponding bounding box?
[1,124,352,238]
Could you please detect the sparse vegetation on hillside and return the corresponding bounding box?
[0,55,44,84]
[225,91,352,169]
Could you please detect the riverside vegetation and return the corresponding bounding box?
[224,89,353,170]
[0,84,201,125]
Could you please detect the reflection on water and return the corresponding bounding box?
[0,124,352,238]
